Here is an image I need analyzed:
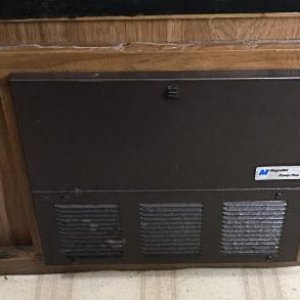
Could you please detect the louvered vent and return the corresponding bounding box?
[55,204,124,258]
[140,203,203,256]
[221,201,287,255]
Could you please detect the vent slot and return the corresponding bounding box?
[55,204,124,258]
[140,203,203,256]
[221,201,287,255]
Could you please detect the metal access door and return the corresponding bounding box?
[10,71,300,265]
[10,71,300,191]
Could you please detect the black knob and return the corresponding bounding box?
[165,84,179,100]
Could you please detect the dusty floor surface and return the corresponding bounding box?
[0,267,300,300]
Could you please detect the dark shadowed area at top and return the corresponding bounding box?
[1,0,300,19]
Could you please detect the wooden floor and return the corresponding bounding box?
[0,267,300,300]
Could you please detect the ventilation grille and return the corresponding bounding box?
[55,204,124,258]
[221,201,287,255]
[140,203,203,256]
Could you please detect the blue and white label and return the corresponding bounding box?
[255,166,300,181]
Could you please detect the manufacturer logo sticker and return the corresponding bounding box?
[255,166,300,181]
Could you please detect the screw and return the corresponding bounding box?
[61,195,70,202]
[266,255,273,261]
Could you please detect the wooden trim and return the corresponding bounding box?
[0,150,14,245]
[0,86,42,251]
[0,87,31,245]
[2,13,300,46]
[1,44,300,83]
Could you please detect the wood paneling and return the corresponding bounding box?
[0,87,31,245]
[1,43,300,84]
[1,13,300,46]
[0,86,41,251]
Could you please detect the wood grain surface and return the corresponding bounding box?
[1,43,300,84]
[0,87,32,246]
[1,13,300,46]
[0,86,42,251]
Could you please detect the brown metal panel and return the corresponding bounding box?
[9,71,300,265]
